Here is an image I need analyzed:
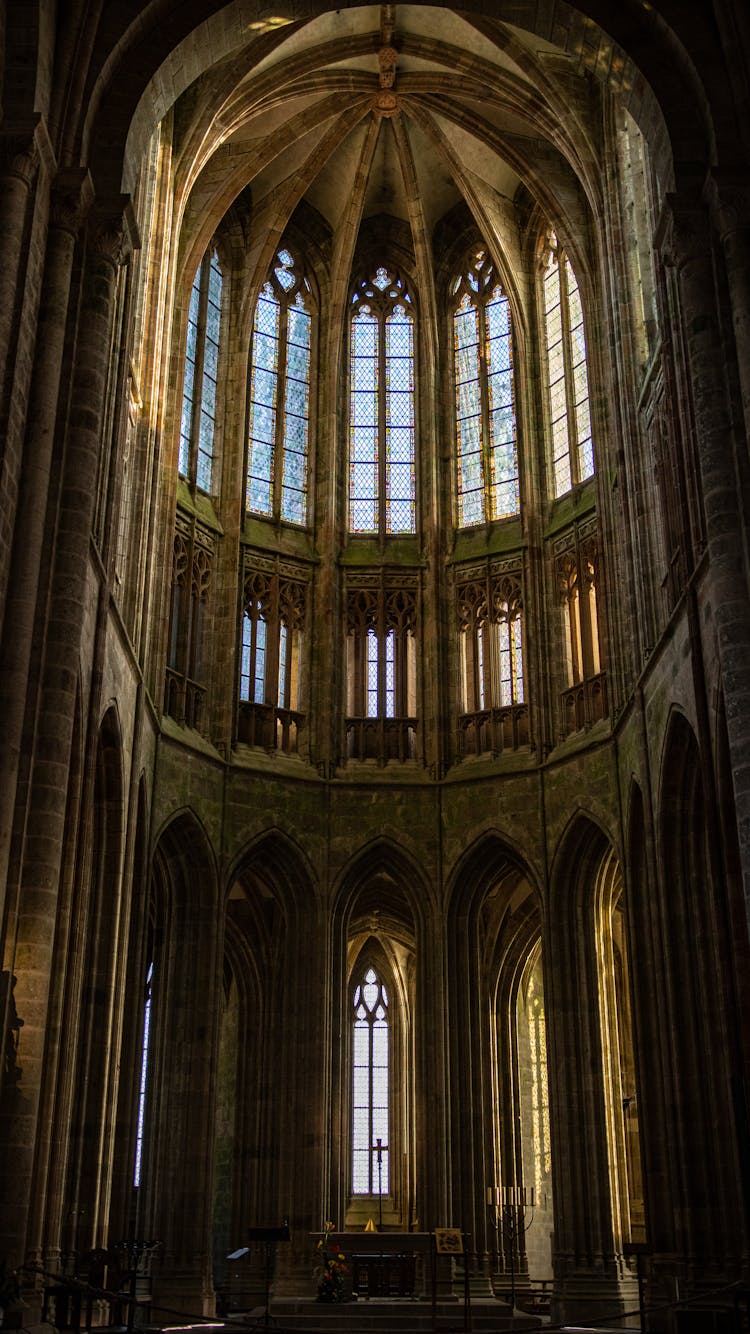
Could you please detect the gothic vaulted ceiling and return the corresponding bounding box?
[175,3,607,291]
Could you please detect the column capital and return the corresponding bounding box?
[0,115,54,188]
[88,196,140,267]
[654,193,711,270]
[703,167,750,243]
[50,169,95,237]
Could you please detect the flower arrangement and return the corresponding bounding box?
[315,1221,349,1303]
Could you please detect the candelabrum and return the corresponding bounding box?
[486,1186,535,1311]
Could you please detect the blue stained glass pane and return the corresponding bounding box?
[196,449,212,492]
[386,357,413,393]
[352,391,377,426]
[286,340,310,382]
[491,438,517,482]
[353,317,378,357]
[351,461,378,498]
[387,427,412,462]
[285,377,308,417]
[455,306,478,350]
[282,448,306,489]
[288,304,311,348]
[256,290,280,334]
[488,369,513,409]
[249,402,276,446]
[282,488,306,524]
[350,497,377,531]
[199,410,214,452]
[555,454,572,496]
[352,359,377,393]
[254,331,277,372]
[549,378,567,419]
[460,452,482,491]
[458,415,481,451]
[460,489,485,527]
[186,316,198,365]
[493,478,520,518]
[178,435,190,476]
[487,335,511,373]
[284,413,307,451]
[253,367,278,408]
[250,438,273,480]
[579,438,594,479]
[388,464,412,500]
[486,294,509,338]
[248,477,272,512]
[458,379,481,418]
[491,403,516,446]
[386,319,413,358]
[456,342,479,381]
[388,500,413,533]
[576,398,591,442]
[351,427,377,462]
[388,393,414,427]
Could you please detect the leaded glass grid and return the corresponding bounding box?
[452,248,519,527]
[348,266,416,536]
[352,966,390,1195]
[543,236,594,496]
[179,249,224,490]
[247,248,313,524]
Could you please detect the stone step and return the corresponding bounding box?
[224,1299,542,1333]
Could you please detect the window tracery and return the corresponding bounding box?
[555,528,606,734]
[164,516,215,731]
[352,965,390,1195]
[542,233,594,497]
[238,558,307,753]
[451,246,519,527]
[345,573,417,762]
[247,247,312,525]
[179,247,223,492]
[456,564,528,757]
[348,265,416,536]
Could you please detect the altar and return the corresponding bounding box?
[313,1232,434,1299]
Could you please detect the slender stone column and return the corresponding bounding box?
[0,200,136,1267]
[0,169,94,935]
[706,170,750,450]
[0,119,44,398]
[659,194,750,936]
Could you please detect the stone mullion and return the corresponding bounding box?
[0,205,133,1268]
[662,194,750,936]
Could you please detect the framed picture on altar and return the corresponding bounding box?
[434,1228,463,1254]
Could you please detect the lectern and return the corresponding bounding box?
[246,1223,290,1326]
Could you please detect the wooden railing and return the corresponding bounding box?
[164,668,206,731]
[561,670,607,736]
[457,703,530,758]
[237,701,303,755]
[345,716,417,763]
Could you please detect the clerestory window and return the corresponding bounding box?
[247,248,312,525]
[542,233,594,497]
[352,966,390,1195]
[348,265,416,536]
[345,577,417,762]
[179,248,223,492]
[452,246,519,527]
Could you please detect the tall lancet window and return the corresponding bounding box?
[542,233,594,496]
[452,246,519,527]
[247,248,312,525]
[352,966,390,1194]
[180,248,223,492]
[349,266,416,536]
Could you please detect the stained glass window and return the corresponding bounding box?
[179,249,223,492]
[247,248,312,525]
[349,267,416,536]
[452,247,519,527]
[543,234,594,497]
[133,960,153,1188]
[352,965,390,1194]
